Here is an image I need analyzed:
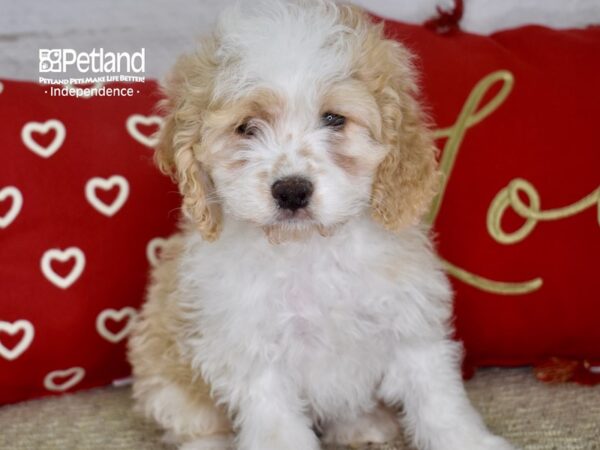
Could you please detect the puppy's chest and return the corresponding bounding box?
[210,242,395,353]
[275,258,379,336]
[251,251,393,396]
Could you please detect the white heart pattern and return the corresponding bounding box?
[0,186,23,229]
[0,320,34,361]
[40,247,86,289]
[85,175,129,217]
[96,307,138,343]
[146,237,167,267]
[126,114,163,148]
[44,367,85,392]
[21,119,66,158]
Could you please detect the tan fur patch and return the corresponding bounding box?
[320,79,382,141]
[338,7,440,231]
[128,237,232,440]
[227,159,248,170]
[153,35,224,242]
[298,146,314,159]
[330,150,359,176]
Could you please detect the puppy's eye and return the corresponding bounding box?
[236,122,255,137]
[321,112,346,129]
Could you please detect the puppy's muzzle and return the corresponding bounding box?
[271,176,313,211]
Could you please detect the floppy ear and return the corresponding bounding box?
[364,30,440,232]
[154,52,222,242]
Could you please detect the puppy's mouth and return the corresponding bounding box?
[275,207,314,223]
[264,208,337,244]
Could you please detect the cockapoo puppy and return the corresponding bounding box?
[128,1,517,449]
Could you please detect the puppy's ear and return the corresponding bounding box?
[363,29,440,232]
[155,52,222,242]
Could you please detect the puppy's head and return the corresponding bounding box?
[156,0,439,242]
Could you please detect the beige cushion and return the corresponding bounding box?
[0,368,598,449]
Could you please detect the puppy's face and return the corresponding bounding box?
[203,80,386,234]
[157,1,439,242]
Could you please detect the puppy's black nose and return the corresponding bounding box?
[271,176,314,211]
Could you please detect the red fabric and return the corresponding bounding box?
[0,80,179,404]
[2,22,600,405]
[381,22,600,371]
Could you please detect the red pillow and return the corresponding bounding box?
[380,22,600,374]
[0,80,179,404]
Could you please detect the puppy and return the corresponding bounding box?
[128,1,517,449]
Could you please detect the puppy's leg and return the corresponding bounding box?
[321,404,401,447]
[378,339,517,450]
[133,376,233,450]
[234,370,320,450]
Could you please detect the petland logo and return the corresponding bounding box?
[38,48,146,97]
[39,48,145,74]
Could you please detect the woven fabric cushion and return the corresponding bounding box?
[380,21,600,370]
[0,80,179,404]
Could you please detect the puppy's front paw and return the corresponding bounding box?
[237,421,320,450]
[322,406,400,446]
